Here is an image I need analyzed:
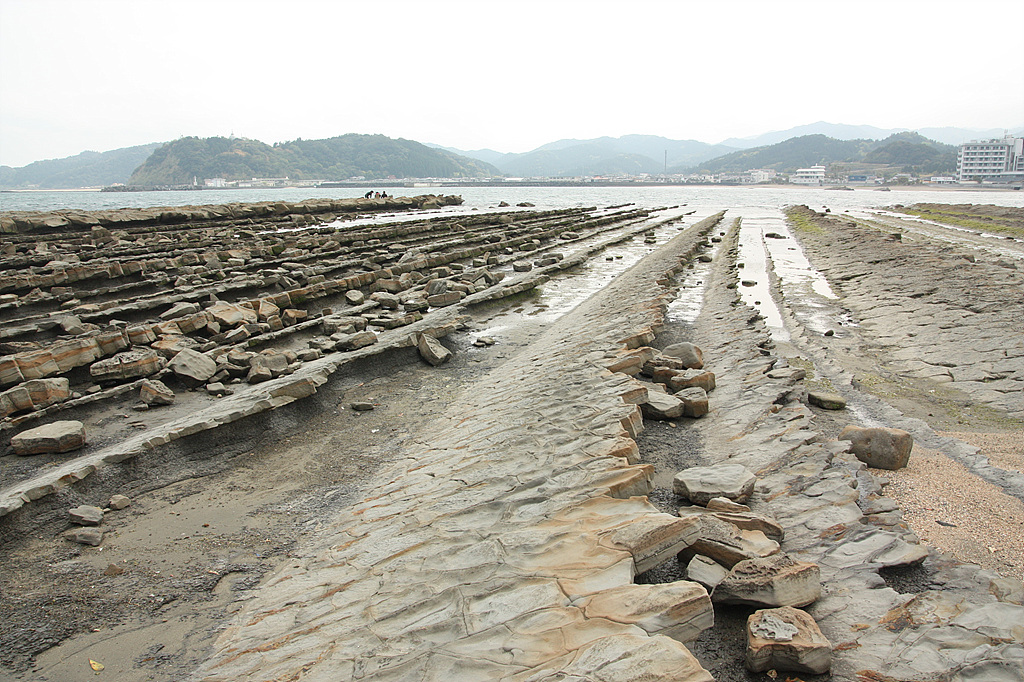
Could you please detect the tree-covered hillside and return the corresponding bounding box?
[681,132,957,175]
[127,134,499,186]
[0,143,164,189]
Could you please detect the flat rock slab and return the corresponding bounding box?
[11,420,87,455]
[69,504,104,526]
[746,606,831,675]
[839,425,913,470]
[662,342,704,369]
[674,462,756,505]
[684,514,780,568]
[808,390,846,410]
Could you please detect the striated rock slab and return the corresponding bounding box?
[683,513,780,568]
[579,581,713,643]
[713,553,821,607]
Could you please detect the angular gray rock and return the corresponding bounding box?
[167,348,217,387]
[65,527,104,546]
[11,420,87,456]
[746,606,831,675]
[69,505,104,526]
[686,554,729,591]
[640,390,685,420]
[713,554,821,607]
[839,425,913,470]
[808,390,846,410]
[677,387,710,417]
[674,463,757,505]
[417,333,452,366]
[108,494,131,510]
[139,379,175,405]
[663,342,704,369]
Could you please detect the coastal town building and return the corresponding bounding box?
[791,166,826,185]
[956,136,1024,183]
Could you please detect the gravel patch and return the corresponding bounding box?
[881,443,1024,581]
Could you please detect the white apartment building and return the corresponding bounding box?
[957,136,1024,182]
[791,166,826,185]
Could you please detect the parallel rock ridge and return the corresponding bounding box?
[192,214,726,680]
[2,201,673,517]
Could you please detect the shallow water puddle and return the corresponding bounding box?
[474,211,700,338]
[736,217,788,340]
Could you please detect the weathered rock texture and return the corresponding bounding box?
[191,214,726,681]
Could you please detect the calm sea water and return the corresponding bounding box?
[2,185,1023,214]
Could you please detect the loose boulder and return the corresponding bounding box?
[69,505,104,526]
[11,420,87,455]
[168,348,218,387]
[674,463,756,505]
[139,379,175,406]
[662,342,704,369]
[417,333,452,366]
[677,387,709,418]
[745,606,831,675]
[713,554,821,607]
[808,391,846,410]
[640,390,685,420]
[839,425,913,470]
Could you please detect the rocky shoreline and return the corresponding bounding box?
[1,200,1022,681]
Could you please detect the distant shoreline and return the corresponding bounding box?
[1,183,1019,193]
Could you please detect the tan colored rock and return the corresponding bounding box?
[601,513,701,574]
[839,425,914,470]
[640,390,685,420]
[11,420,87,455]
[714,554,821,607]
[0,355,26,387]
[50,337,102,372]
[674,463,756,505]
[14,348,60,380]
[207,300,257,328]
[90,348,164,382]
[579,582,713,643]
[667,368,717,394]
[417,333,452,366]
[140,378,175,405]
[677,386,709,418]
[684,514,780,568]
[662,341,704,369]
[686,554,730,591]
[746,606,831,675]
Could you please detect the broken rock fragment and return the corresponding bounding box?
[746,606,831,675]
[713,553,821,607]
[839,425,913,470]
[417,333,452,366]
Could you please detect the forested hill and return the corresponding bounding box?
[0,143,164,189]
[682,132,957,175]
[127,135,499,186]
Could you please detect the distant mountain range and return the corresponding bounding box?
[681,132,958,175]
[717,121,1024,149]
[0,143,163,190]
[126,135,498,186]
[430,135,737,177]
[3,123,1021,189]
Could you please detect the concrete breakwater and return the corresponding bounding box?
[1,200,1023,681]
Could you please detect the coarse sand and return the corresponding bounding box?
[880,431,1024,582]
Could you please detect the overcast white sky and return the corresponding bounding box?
[1,0,1022,167]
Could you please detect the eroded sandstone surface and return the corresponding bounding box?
[1,199,1022,682]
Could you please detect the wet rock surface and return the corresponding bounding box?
[0,200,1022,681]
